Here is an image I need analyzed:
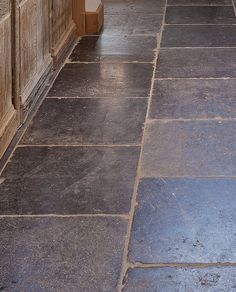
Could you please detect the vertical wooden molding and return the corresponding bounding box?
[73,0,85,36]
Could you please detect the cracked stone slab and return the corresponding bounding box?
[129,178,236,263]
[123,267,236,291]
[0,217,127,291]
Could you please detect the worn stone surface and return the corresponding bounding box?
[161,25,236,47]
[104,0,166,14]
[21,98,147,145]
[0,217,127,291]
[129,178,236,263]
[123,267,236,291]
[149,79,236,119]
[168,0,232,5]
[166,6,236,24]
[156,48,236,78]
[142,120,236,177]
[100,14,163,36]
[0,146,139,214]
[69,36,157,62]
[48,63,152,97]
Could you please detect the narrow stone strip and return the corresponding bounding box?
[17,144,141,148]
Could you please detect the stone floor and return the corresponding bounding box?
[1,0,236,291]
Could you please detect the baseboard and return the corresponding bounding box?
[0,106,17,159]
[20,59,53,122]
[52,23,78,69]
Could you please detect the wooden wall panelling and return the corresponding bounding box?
[51,0,77,66]
[18,0,53,119]
[0,0,18,158]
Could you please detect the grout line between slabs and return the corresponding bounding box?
[155,77,236,80]
[0,214,129,219]
[45,96,148,99]
[165,23,236,25]
[161,46,236,49]
[167,4,233,6]
[66,61,154,64]
[128,262,236,269]
[140,175,236,179]
[118,4,168,291]
[147,118,236,122]
[16,144,141,148]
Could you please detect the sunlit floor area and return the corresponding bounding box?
[1,0,236,290]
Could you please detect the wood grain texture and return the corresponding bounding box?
[19,0,52,103]
[0,0,83,157]
[0,3,17,158]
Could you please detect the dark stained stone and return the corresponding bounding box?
[48,63,152,97]
[0,146,140,214]
[161,25,236,47]
[123,267,236,291]
[69,36,157,62]
[0,217,127,291]
[100,14,163,36]
[142,120,236,177]
[165,6,236,24]
[21,98,147,145]
[104,0,166,15]
[149,79,236,119]
[156,48,236,78]
[129,178,236,263]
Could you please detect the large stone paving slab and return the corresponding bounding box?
[0,217,127,291]
[21,98,147,145]
[161,25,236,47]
[123,267,236,291]
[142,120,236,177]
[129,178,236,263]
[100,14,163,36]
[165,6,236,24]
[156,48,236,78]
[69,35,157,62]
[0,146,139,214]
[48,63,152,98]
[149,79,236,119]
[104,0,166,15]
